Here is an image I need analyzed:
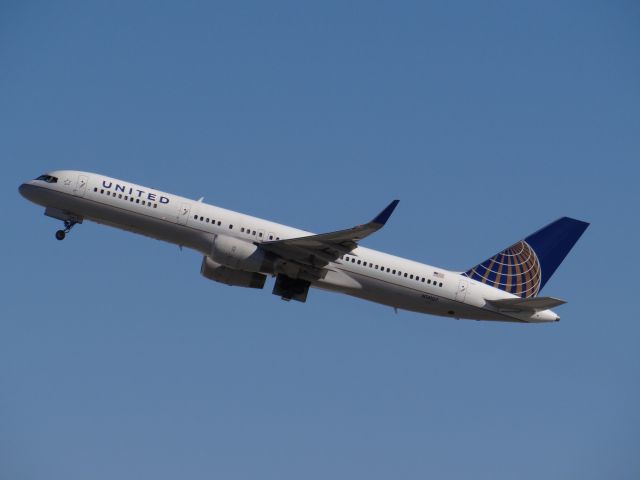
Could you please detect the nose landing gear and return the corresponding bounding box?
[55,219,78,241]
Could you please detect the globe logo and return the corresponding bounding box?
[465,240,541,298]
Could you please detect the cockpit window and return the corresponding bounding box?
[35,175,58,183]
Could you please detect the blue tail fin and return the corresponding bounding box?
[463,217,589,298]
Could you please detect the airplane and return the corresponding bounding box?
[19,170,589,323]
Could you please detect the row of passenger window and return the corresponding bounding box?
[241,227,264,239]
[240,227,281,241]
[192,214,283,241]
[94,187,158,208]
[341,255,444,287]
[194,214,222,226]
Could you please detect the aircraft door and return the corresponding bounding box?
[177,203,191,225]
[455,278,469,303]
[73,174,88,197]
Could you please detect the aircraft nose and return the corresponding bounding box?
[19,182,28,197]
[19,182,35,200]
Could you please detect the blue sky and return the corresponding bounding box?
[2,1,639,478]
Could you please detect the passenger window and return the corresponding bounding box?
[241,227,245,232]
[392,270,396,274]
[410,274,414,279]
[118,194,122,199]
[93,187,97,192]
[206,218,210,223]
[439,282,443,287]
[229,225,233,229]
[194,215,198,219]
[357,260,361,265]
[136,199,140,203]
[259,232,263,237]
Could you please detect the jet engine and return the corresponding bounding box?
[200,256,266,289]
[210,234,271,272]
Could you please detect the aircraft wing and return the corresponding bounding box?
[259,200,399,268]
[486,296,567,311]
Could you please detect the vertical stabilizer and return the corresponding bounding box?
[463,217,589,298]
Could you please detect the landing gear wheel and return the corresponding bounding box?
[55,218,78,241]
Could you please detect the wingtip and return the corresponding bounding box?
[372,199,400,225]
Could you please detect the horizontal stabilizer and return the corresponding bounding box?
[486,296,566,311]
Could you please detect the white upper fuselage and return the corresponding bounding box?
[19,170,560,323]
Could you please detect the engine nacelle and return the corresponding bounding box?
[200,257,266,289]
[211,234,268,272]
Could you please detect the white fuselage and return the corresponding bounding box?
[19,170,560,323]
